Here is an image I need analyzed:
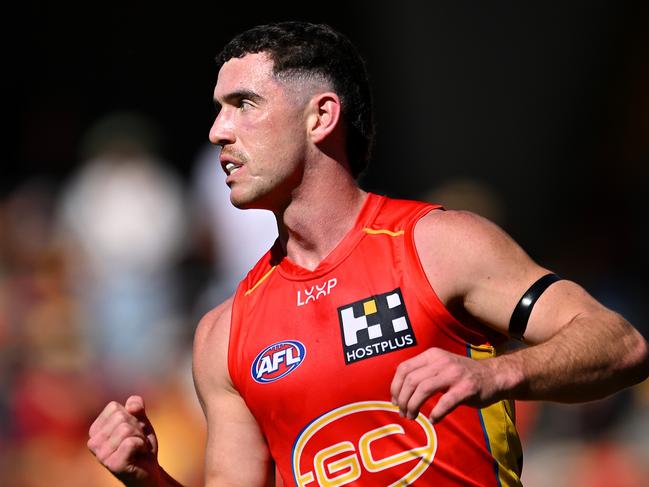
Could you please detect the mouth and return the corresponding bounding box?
[220,154,243,176]
[224,161,242,176]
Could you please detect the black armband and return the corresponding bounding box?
[509,273,562,341]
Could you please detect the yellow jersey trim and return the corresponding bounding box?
[362,227,404,237]
[245,266,278,296]
[468,346,523,486]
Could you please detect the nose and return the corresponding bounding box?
[209,110,235,146]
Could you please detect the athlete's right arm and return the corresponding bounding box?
[193,297,275,487]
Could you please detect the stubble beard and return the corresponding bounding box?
[228,172,275,211]
[228,164,301,214]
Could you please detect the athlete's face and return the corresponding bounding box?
[209,52,309,211]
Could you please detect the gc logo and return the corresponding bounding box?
[292,401,436,487]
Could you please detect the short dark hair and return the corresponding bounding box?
[215,21,374,178]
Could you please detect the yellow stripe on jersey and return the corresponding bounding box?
[467,344,523,487]
[245,265,278,296]
[362,227,405,237]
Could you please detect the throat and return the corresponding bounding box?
[278,190,368,272]
[282,223,338,272]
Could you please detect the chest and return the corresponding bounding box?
[230,240,464,423]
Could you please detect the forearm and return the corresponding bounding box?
[495,311,649,403]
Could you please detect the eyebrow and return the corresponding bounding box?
[213,89,264,111]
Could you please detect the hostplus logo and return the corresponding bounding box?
[338,288,416,364]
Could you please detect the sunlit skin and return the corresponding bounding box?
[209,53,311,213]
[209,52,367,271]
[87,46,649,487]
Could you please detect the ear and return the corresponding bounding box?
[306,92,342,144]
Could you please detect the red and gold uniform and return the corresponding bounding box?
[228,193,523,486]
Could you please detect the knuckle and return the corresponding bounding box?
[406,390,421,407]
[436,396,451,413]
[403,375,417,388]
[425,347,442,359]
[113,410,133,425]
[116,422,135,437]
[115,408,129,420]
[105,401,120,413]
[420,378,435,395]
[125,436,142,448]
[447,388,466,407]
[123,436,145,454]
[466,377,479,393]
[87,437,98,453]
[446,367,461,383]
[439,354,453,366]
[448,359,463,373]
[104,457,124,473]
[95,445,111,463]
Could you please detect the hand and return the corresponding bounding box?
[88,395,160,486]
[390,348,502,424]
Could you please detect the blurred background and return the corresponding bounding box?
[2,1,648,485]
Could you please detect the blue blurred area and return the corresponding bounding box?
[2,2,648,486]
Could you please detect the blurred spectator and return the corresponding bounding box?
[422,177,506,226]
[0,116,276,486]
[0,179,109,486]
[188,143,276,318]
[56,111,188,394]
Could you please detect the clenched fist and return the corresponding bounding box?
[88,395,161,486]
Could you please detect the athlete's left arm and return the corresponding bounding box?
[390,209,649,423]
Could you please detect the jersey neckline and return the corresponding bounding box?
[272,192,386,281]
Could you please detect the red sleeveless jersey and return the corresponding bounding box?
[228,193,523,486]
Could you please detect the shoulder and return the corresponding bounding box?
[414,210,522,276]
[196,297,234,339]
[413,210,547,319]
[194,297,234,346]
[414,209,508,247]
[193,298,235,394]
[414,208,534,266]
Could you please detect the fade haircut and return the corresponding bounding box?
[215,21,375,179]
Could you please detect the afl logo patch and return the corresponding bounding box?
[251,340,306,384]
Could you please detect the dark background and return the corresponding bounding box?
[7,0,649,299]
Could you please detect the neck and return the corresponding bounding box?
[275,162,367,271]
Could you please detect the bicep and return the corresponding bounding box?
[415,210,583,341]
[193,300,274,487]
[460,225,617,344]
[523,278,622,344]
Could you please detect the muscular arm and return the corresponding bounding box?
[193,298,274,487]
[392,210,649,422]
